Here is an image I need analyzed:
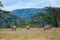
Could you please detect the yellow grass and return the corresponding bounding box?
[0,28,60,40]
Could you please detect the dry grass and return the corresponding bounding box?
[0,28,60,40]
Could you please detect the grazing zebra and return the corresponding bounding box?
[26,24,31,30]
[44,25,52,31]
[12,25,16,31]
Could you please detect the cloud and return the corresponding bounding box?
[2,4,42,11]
[0,0,60,11]
[46,0,60,7]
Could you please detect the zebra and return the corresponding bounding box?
[12,25,16,31]
[26,24,31,30]
[44,25,52,31]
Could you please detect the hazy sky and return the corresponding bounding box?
[0,0,60,11]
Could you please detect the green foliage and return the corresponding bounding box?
[46,7,60,27]
[0,1,15,28]
[30,12,53,27]
[17,17,26,28]
[0,1,3,8]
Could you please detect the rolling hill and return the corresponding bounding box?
[11,8,46,20]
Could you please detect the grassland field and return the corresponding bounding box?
[0,28,60,40]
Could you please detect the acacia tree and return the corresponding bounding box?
[0,1,3,27]
[0,1,14,28]
[18,17,26,27]
[30,12,52,27]
[46,7,60,27]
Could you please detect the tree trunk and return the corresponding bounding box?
[0,14,2,28]
[42,18,45,27]
[54,17,58,27]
